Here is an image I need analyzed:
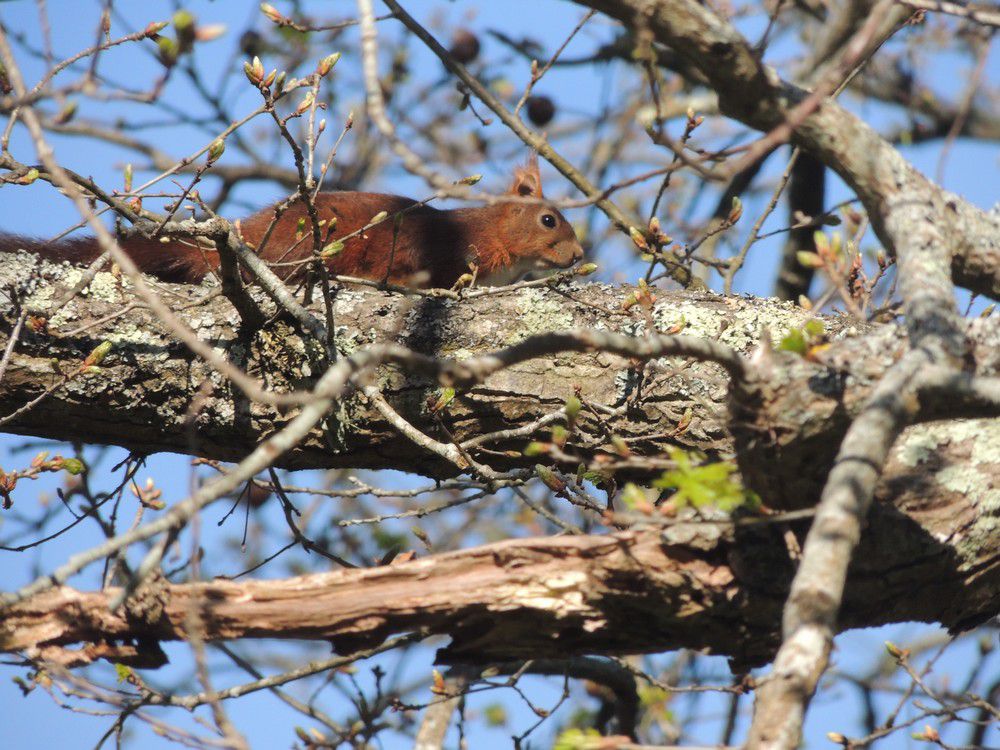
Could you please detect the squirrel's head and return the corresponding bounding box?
[496,155,584,273]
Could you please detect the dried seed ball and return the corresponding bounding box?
[240,30,263,57]
[526,95,556,127]
[449,29,481,64]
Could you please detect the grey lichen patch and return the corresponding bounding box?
[653,299,717,338]
[333,325,367,357]
[971,422,1000,465]
[18,265,130,328]
[104,320,171,349]
[328,287,372,319]
[64,369,116,398]
[47,302,81,330]
[653,297,848,352]
[897,420,1000,470]
[614,318,647,338]
[957,478,1000,566]
[185,313,216,332]
[897,420,1000,565]
[896,427,948,467]
[208,392,237,425]
[508,288,576,343]
[446,348,476,361]
[613,368,636,405]
[77,270,129,303]
[653,296,814,352]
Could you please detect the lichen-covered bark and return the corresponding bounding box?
[732,316,1000,509]
[1,253,998,511]
[0,252,837,474]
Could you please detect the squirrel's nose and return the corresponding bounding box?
[572,243,584,261]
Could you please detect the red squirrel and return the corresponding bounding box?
[0,157,583,288]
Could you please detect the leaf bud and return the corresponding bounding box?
[320,240,344,258]
[523,442,548,457]
[317,52,341,77]
[260,3,283,24]
[628,226,649,250]
[144,20,169,37]
[54,100,78,125]
[727,196,743,224]
[295,91,316,115]
[244,55,265,86]
[535,464,566,492]
[17,168,39,185]
[207,138,225,164]
[564,396,582,424]
[796,251,823,269]
[82,341,113,369]
[195,24,227,43]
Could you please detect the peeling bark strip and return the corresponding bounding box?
[3,495,998,669]
[0,255,998,502]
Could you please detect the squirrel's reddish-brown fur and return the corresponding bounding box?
[1,157,583,288]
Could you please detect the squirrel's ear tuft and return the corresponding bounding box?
[507,153,544,198]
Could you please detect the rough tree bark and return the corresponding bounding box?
[2,487,998,671]
[0,255,997,668]
[0,254,997,491]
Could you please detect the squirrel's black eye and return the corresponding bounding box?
[540,213,557,229]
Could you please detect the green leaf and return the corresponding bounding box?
[779,328,808,355]
[483,703,507,727]
[564,395,582,425]
[813,230,830,254]
[796,250,823,269]
[61,458,86,476]
[620,482,647,509]
[553,727,603,750]
[523,441,548,457]
[428,387,455,414]
[653,448,758,511]
[803,318,826,338]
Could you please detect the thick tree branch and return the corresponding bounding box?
[3,491,997,670]
[773,152,825,301]
[1,256,998,499]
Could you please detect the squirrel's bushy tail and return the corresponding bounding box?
[0,233,101,266]
[0,232,218,282]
